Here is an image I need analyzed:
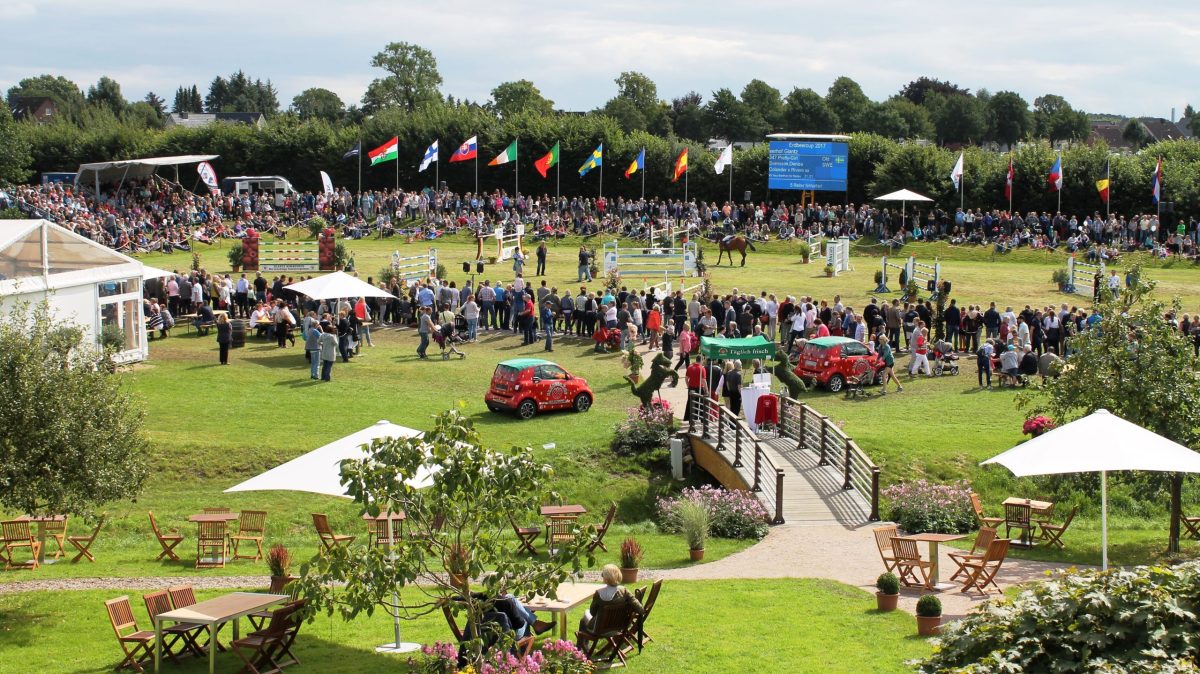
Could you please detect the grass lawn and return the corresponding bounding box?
[0,579,931,674]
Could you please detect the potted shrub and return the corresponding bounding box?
[622,345,644,384]
[266,544,293,587]
[824,263,835,277]
[1051,268,1069,291]
[875,572,900,612]
[916,594,942,636]
[619,536,644,583]
[904,278,920,302]
[676,499,709,562]
[798,240,812,263]
[227,242,243,272]
[446,543,470,590]
[874,270,884,285]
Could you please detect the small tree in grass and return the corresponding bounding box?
[1018,266,1200,554]
[0,301,148,516]
[295,409,593,668]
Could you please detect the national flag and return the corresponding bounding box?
[714,145,733,175]
[1096,160,1110,204]
[342,142,361,161]
[368,137,398,166]
[950,152,964,190]
[578,143,603,177]
[672,147,688,183]
[624,148,644,179]
[449,136,478,163]
[419,140,438,172]
[1048,155,1063,192]
[1004,158,1014,201]
[488,140,517,166]
[1152,157,1163,204]
[534,142,559,178]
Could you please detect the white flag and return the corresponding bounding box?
[950,152,964,190]
[714,145,733,175]
[319,170,334,196]
[419,140,439,172]
[196,161,219,195]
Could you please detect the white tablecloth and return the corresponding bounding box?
[740,384,773,432]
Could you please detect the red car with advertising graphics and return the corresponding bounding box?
[485,358,594,419]
[793,336,885,392]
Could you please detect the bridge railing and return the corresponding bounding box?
[779,397,881,521]
[688,392,785,524]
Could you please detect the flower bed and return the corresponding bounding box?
[611,403,675,456]
[880,479,975,534]
[410,639,593,674]
[657,485,770,540]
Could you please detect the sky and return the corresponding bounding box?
[3,0,1198,119]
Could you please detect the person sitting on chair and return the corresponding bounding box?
[578,565,643,634]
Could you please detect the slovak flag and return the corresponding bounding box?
[449,136,478,163]
[1152,157,1163,204]
[1048,155,1063,192]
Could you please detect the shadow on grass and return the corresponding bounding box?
[0,607,53,647]
[241,354,312,370]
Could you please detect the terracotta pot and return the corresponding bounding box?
[916,614,941,636]
[621,567,639,583]
[689,548,705,562]
[802,255,810,264]
[875,591,899,612]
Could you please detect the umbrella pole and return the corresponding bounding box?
[376,533,420,654]
[1101,470,1108,571]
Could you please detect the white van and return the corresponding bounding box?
[221,176,297,208]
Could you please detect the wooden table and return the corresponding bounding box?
[14,515,66,565]
[153,592,289,674]
[1002,498,1055,547]
[526,582,604,640]
[541,505,587,518]
[896,533,967,591]
[362,511,406,546]
[188,513,239,565]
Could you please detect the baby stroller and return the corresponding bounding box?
[932,341,960,376]
[432,321,466,360]
[844,359,874,399]
[592,325,622,353]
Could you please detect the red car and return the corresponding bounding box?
[485,358,594,419]
[793,336,885,392]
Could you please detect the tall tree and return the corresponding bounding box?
[1122,119,1150,149]
[825,76,871,133]
[740,79,784,133]
[925,92,987,145]
[899,76,971,105]
[706,88,759,141]
[205,71,279,115]
[987,90,1032,148]
[363,42,443,113]
[143,91,167,118]
[783,87,838,133]
[172,85,203,113]
[881,97,933,139]
[290,87,345,122]
[489,79,555,119]
[670,92,708,142]
[860,101,910,139]
[1033,94,1090,145]
[0,104,33,182]
[602,71,669,135]
[1183,104,1200,137]
[6,74,86,119]
[86,76,126,117]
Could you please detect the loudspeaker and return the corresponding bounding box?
[743,190,751,202]
[926,279,937,292]
[477,261,485,273]
[462,262,470,273]
[941,280,952,294]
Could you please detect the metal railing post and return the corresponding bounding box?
[734,427,743,467]
[752,446,762,492]
[774,469,785,524]
[717,408,725,451]
[701,396,710,438]
[818,420,829,466]
[797,403,807,451]
[870,468,881,521]
[843,439,853,490]
[687,392,696,435]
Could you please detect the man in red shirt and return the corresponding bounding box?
[684,360,705,422]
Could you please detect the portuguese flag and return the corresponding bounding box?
[534,142,559,178]
[488,140,517,166]
[368,136,398,166]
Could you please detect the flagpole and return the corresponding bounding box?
[1056,152,1062,215]
[1156,158,1162,228]
[556,152,560,201]
[474,133,478,196]
[395,144,399,192]
[435,141,439,193]
[640,149,645,201]
[729,148,734,205]
[514,138,519,198]
[1105,159,1111,223]
[1008,155,1013,215]
[599,147,604,200]
[357,135,362,200]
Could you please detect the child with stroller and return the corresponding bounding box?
[433,303,466,360]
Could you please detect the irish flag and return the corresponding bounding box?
[369,137,398,166]
[489,140,517,166]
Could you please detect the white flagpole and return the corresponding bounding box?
[514,139,519,198]
[474,133,478,196]
[728,147,734,205]
[357,136,362,199]
[556,150,560,201]
[1106,160,1111,222]
[435,141,439,193]
[960,156,965,212]
[599,147,604,200]
[640,149,645,201]
[1057,152,1062,215]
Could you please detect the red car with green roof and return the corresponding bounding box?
[485,358,594,419]
[793,336,884,392]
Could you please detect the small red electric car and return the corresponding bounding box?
[485,358,594,419]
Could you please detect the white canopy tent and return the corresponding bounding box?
[75,155,220,195]
[982,409,1200,569]
[873,188,933,220]
[284,271,396,302]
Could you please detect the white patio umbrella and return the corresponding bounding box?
[873,188,933,220]
[284,271,396,301]
[981,409,1200,569]
[226,419,431,653]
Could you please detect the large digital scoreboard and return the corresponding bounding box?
[767,140,849,192]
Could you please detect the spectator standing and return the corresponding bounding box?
[215,314,231,365]
[318,325,338,381]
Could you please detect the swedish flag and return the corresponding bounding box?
[578,144,603,177]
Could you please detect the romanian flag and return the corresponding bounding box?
[534,142,559,178]
[368,136,398,166]
[579,144,603,177]
[672,147,688,183]
[1096,159,1110,204]
[625,148,644,179]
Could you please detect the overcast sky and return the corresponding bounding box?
[3,1,1197,119]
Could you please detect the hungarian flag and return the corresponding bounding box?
[449,136,477,163]
[625,148,644,179]
[672,147,688,183]
[1004,158,1014,201]
[1096,160,1110,204]
[1047,155,1063,192]
[1152,157,1163,204]
[368,137,398,166]
[488,140,517,166]
[534,142,559,178]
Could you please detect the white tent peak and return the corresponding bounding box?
[284,271,396,300]
[874,188,933,202]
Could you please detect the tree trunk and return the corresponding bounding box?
[1169,472,1183,554]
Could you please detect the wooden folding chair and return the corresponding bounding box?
[1004,503,1033,546]
[196,520,228,569]
[0,520,42,570]
[148,512,183,562]
[1036,506,1078,549]
[254,598,307,670]
[971,493,1003,528]
[168,586,224,653]
[890,538,932,589]
[232,601,300,674]
[42,516,68,560]
[105,596,156,672]
[587,503,618,554]
[576,603,637,667]
[366,518,403,549]
[872,524,899,572]
[249,578,301,630]
[960,538,1011,595]
[1183,509,1200,541]
[142,590,204,661]
[231,510,268,561]
[634,579,663,648]
[545,517,574,553]
[312,513,354,551]
[948,527,996,582]
[68,514,106,563]
[203,507,231,514]
[509,516,541,556]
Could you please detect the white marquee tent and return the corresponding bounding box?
[75,155,219,194]
[284,271,396,301]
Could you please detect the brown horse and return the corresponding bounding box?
[715,235,757,266]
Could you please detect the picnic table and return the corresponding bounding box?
[187,513,239,565]
[153,591,288,674]
[1002,497,1054,546]
[362,510,406,547]
[525,582,605,640]
[896,533,967,591]
[14,515,66,565]
[541,505,587,518]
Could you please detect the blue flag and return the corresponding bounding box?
[343,142,361,161]
[578,143,603,177]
